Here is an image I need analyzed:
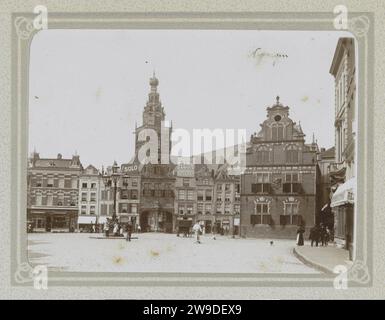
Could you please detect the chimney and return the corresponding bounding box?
[57,153,62,159]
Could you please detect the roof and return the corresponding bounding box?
[329,38,354,76]
[33,159,81,169]
[321,146,335,158]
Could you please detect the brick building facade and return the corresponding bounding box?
[27,152,83,232]
[240,97,320,238]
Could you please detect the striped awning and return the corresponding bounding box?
[331,178,355,208]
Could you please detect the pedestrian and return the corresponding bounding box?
[113,222,119,237]
[309,225,320,247]
[137,224,141,233]
[104,221,109,238]
[192,222,202,244]
[212,224,217,240]
[119,225,124,237]
[126,222,133,242]
[320,224,328,246]
[324,227,330,247]
[296,225,305,246]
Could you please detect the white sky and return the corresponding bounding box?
[29,29,352,169]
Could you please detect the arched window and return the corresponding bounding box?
[256,146,270,163]
[285,145,299,163]
[272,124,284,141]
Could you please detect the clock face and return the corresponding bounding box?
[274,115,282,122]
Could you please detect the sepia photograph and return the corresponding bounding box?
[26,29,356,274]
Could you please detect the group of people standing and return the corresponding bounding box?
[103,219,139,242]
[296,223,332,247]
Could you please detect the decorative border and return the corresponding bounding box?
[11,12,374,287]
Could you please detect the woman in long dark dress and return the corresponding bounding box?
[296,225,305,246]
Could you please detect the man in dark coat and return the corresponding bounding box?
[309,225,320,247]
[126,222,133,242]
[296,225,305,246]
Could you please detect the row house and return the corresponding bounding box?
[99,162,141,227]
[78,164,101,231]
[174,162,196,232]
[329,37,356,259]
[240,97,320,238]
[212,165,241,235]
[27,152,83,232]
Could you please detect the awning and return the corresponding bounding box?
[77,216,96,224]
[331,178,355,208]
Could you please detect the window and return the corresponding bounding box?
[256,147,270,163]
[131,190,138,199]
[251,203,270,225]
[120,190,128,199]
[225,184,230,191]
[100,204,107,216]
[81,192,87,202]
[57,193,64,206]
[216,203,222,214]
[47,177,54,188]
[251,173,270,194]
[132,179,138,187]
[281,203,300,225]
[35,193,42,206]
[90,192,96,202]
[178,205,185,215]
[225,194,231,202]
[283,173,301,193]
[131,204,138,213]
[187,190,194,200]
[286,146,299,163]
[183,178,189,187]
[120,203,128,213]
[187,205,193,215]
[234,204,240,214]
[224,205,231,214]
[272,124,284,141]
[81,205,87,215]
[205,190,212,201]
[205,204,212,214]
[197,203,204,214]
[203,179,209,185]
[47,194,53,206]
[178,190,185,200]
[217,184,223,191]
[82,182,87,189]
[91,183,96,189]
[217,194,222,202]
[197,190,204,201]
[90,206,96,215]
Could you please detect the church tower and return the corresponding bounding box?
[135,73,172,164]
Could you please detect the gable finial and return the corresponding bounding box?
[276,95,280,104]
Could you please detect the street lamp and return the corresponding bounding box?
[102,161,120,222]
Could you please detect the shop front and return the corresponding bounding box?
[331,177,355,260]
[28,209,77,232]
[77,215,97,233]
[140,210,173,233]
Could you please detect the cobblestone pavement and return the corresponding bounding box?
[27,232,320,273]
